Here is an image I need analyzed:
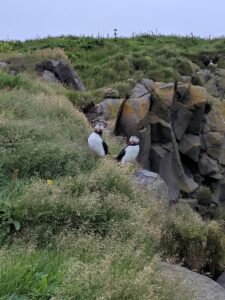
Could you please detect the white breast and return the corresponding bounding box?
[88,132,105,156]
[121,145,140,163]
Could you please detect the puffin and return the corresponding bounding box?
[116,136,140,164]
[88,123,109,157]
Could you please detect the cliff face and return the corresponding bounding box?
[96,69,225,216]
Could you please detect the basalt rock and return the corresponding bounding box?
[113,75,225,202]
[36,59,85,91]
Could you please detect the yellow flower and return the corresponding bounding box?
[47,179,53,186]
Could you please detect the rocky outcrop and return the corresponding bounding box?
[159,262,225,300]
[36,59,85,91]
[113,75,225,204]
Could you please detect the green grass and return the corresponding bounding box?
[0,35,225,299]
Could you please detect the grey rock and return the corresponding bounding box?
[130,83,149,98]
[136,125,151,170]
[198,153,221,177]
[97,98,123,120]
[159,262,225,300]
[171,102,193,140]
[150,133,198,200]
[149,113,172,143]
[42,70,59,83]
[36,59,85,91]
[187,103,206,135]
[140,78,155,92]
[179,134,201,161]
[203,132,224,160]
[151,82,175,121]
[217,271,225,289]
[134,169,168,201]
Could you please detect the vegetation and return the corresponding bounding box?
[0,35,225,298]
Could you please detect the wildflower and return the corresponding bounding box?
[47,179,53,186]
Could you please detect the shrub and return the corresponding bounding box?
[160,205,225,276]
[196,186,213,206]
[0,72,29,90]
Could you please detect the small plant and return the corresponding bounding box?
[0,201,20,244]
[196,186,213,207]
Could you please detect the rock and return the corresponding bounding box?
[0,61,7,70]
[149,113,172,143]
[103,88,119,99]
[136,125,151,169]
[178,84,207,135]
[179,134,201,161]
[195,69,225,99]
[186,85,208,109]
[180,76,191,83]
[140,78,155,92]
[187,104,206,135]
[159,262,225,300]
[134,169,168,201]
[36,59,85,91]
[150,135,198,200]
[219,140,225,165]
[42,70,59,83]
[130,83,149,98]
[151,82,175,121]
[171,102,193,140]
[203,132,224,159]
[217,271,225,289]
[118,91,150,135]
[198,153,221,177]
[97,98,123,120]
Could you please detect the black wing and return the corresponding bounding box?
[102,140,109,155]
[116,147,126,162]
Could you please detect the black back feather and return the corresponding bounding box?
[102,140,109,155]
[116,147,126,161]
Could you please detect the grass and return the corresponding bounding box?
[0,35,225,298]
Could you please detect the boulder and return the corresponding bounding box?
[42,70,59,83]
[171,102,193,140]
[134,169,168,202]
[195,69,225,99]
[159,262,225,300]
[97,98,123,120]
[140,78,155,92]
[151,82,175,121]
[219,140,225,165]
[136,125,151,169]
[130,82,149,98]
[118,87,150,135]
[185,85,208,109]
[36,59,85,91]
[150,133,198,200]
[179,134,201,161]
[149,113,172,143]
[198,153,221,178]
[217,271,225,289]
[203,132,224,159]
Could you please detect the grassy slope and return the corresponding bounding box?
[0,36,225,299]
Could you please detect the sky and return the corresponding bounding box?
[1,0,225,40]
